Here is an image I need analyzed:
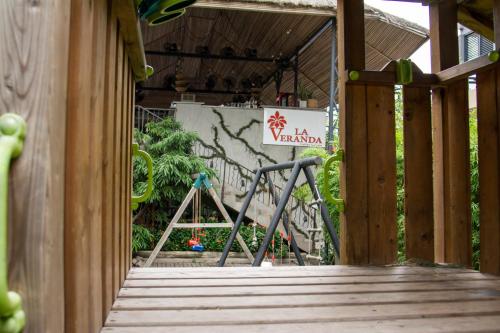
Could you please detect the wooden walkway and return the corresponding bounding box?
[102,266,500,332]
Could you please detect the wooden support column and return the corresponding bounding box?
[403,84,434,262]
[338,0,397,265]
[477,68,500,275]
[430,1,471,266]
[2,0,70,331]
[338,0,368,265]
[366,84,397,265]
[476,3,500,275]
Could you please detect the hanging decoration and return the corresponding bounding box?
[175,58,189,92]
[136,0,197,26]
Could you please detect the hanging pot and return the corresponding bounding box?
[160,0,197,13]
[140,0,196,19]
[146,8,186,26]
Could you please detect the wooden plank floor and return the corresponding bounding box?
[102,266,500,332]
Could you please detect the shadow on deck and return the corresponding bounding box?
[102,266,500,332]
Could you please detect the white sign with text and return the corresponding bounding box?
[263,108,325,147]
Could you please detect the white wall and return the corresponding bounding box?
[175,102,314,187]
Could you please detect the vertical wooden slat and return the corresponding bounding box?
[430,1,471,266]
[2,0,70,331]
[124,64,132,273]
[477,69,500,275]
[403,86,434,262]
[445,80,471,267]
[89,0,107,329]
[430,0,459,263]
[65,0,109,329]
[120,48,129,283]
[102,8,118,316]
[127,67,134,270]
[366,85,397,265]
[65,0,95,331]
[113,26,124,294]
[338,0,369,265]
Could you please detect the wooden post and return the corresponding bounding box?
[338,0,369,265]
[403,85,434,262]
[476,2,500,275]
[430,1,471,266]
[338,0,398,265]
[477,69,500,275]
[2,0,70,331]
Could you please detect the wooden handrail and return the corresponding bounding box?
[436,51,500,85]
[344,70,438,86]
[114,0,148,81]
[0,114,26,333]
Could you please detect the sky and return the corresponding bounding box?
[364,0,431,73]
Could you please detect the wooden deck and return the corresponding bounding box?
[102,266,500,332]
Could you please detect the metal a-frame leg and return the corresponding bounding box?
[144,186,198,267]
[218,170,263,266]
[303,166,340,259]
[253,162,302,266]
[208,187,254,262]
[265,173,305,266]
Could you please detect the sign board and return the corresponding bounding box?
[263,108,325,147]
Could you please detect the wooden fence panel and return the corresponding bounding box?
[366,85,397,265]
[445,80,472,267]
[2,0,71,332]
[339,84,369,265]
[477,69,500,275]
[102,8,119,317]
[403,86,434,262]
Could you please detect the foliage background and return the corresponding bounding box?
[296,90,481,269]
[133,95,481,269]
[132,118,287,258]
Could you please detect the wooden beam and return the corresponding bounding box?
[436,53,500,85]
[457,7,494,43]
[113,0,147,81]
[403,86,434,262]
[494,0,500,47]
[345,70,438,86]
[477,69,500,275]
[367,85,397,265]
[192,0,336,16]
[338,0,368,265]
[2,0,70,331]
[430,0,472,267]
[173,223,234,229]
[146,50,276,63]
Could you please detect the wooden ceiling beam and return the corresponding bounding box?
[145,50,276,63]
[192,0,335,16]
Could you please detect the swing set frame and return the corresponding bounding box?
[144,173,254,267]
[219,157,341,267]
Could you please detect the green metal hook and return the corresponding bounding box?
[0,114,26,333]
[132,143,154,211]
[396,59,413,85]
[323,149,345,213]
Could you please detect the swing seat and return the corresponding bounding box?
[191,244,205,252]
[188,239,199,247]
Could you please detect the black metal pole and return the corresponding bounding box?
[328,17,338,151]
[253,163,302,266]
[218,170,263,266]
[303,166,340,258]
[259,157,322,174]
[294,51,299,107]
[265,173,305,266]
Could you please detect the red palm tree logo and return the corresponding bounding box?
[267,111,287,141]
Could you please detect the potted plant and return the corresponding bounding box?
[307,91,318,109]
[297,82,309,108]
